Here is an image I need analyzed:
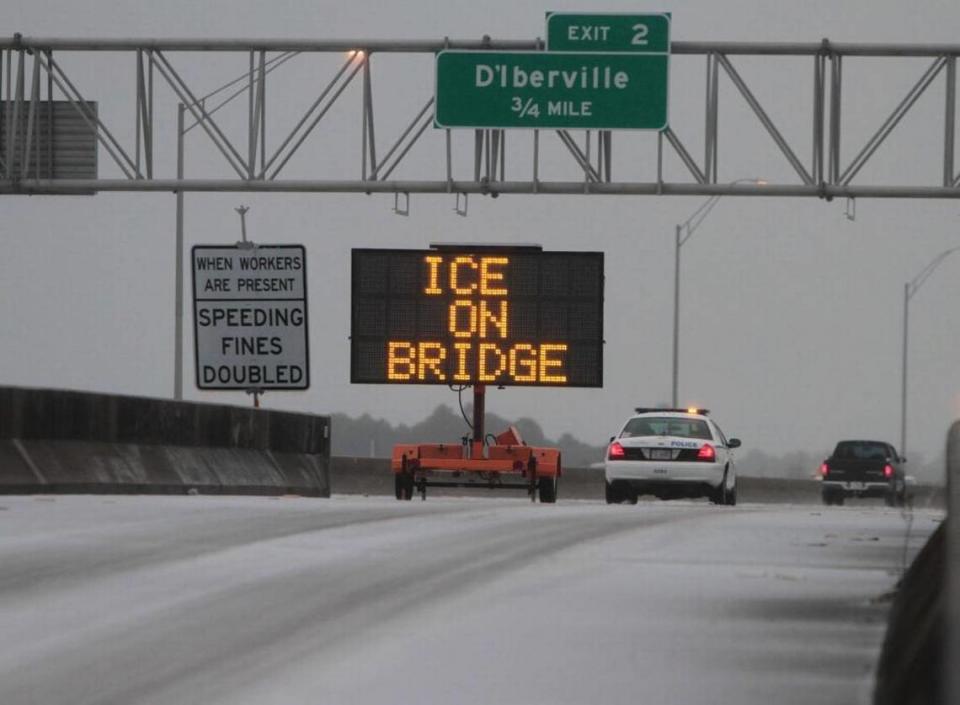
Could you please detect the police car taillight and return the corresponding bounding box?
[884,464,893,478]
[697,444,716,461]
[608,442,626,459]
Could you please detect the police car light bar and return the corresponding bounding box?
[634,407,711,416]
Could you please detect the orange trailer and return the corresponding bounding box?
[391,385,561,502]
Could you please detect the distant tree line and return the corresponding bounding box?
[330,404,945,483]
[331,404,605,468]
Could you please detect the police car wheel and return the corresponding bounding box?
[726,484,737,506]
[710,483,725,505]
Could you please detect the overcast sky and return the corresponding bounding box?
[3,0,959,482]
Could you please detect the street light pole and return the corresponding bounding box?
[672,223,682,407]
[671,178,763,407]
[900,246,960,457]
[174,103,185,401]
[900,282,909,456]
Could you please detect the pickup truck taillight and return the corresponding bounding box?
[608,442,625,459]
[697,444,716,461]
[820,462,829,477]
[884,464,893,478]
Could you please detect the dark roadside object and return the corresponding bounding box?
[874,522,944,705]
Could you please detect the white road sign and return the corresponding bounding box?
[192,244,309,390]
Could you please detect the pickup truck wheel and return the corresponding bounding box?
[884,491,896,507]
[539,475,557,504]
[835,495,844,506]
[605,481,620,504]
[821,492,833,506]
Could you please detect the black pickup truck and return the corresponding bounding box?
[820,440,906,506]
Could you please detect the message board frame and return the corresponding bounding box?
[192,243,310,391]
[350,246,604,388]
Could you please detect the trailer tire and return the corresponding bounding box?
[395,474,414,500]
[539,475,557,504]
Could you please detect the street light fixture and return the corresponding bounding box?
[900,246,960,457]
[671,177,765,407]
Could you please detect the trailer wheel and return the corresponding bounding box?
[395,474,414,500]
[395,456,415,500]
[539,475,557,504]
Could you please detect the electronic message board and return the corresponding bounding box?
[351,247,603,387]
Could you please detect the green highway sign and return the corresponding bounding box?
[546,12,671,54]
[547,12,670,54]
[434,50,669,130]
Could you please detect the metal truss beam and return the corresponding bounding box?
[4,179,957,199]
[1,35,958,199]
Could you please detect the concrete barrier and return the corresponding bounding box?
[872,420,955,705]
[874,523,945,705]
[947,420,960,705]
[0,386,330,496]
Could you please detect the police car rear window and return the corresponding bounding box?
[621,417,713,440]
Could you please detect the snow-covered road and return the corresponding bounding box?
[0,495,941,705]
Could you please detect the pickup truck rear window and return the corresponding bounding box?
[833,441,889,460]
[621,417,713,440]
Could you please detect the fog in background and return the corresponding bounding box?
[2,0,959,483]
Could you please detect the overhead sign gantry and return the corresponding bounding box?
[0,32,957,197]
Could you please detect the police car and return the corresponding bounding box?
[604,408,741,505]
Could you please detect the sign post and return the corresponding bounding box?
[192,244,309,392]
